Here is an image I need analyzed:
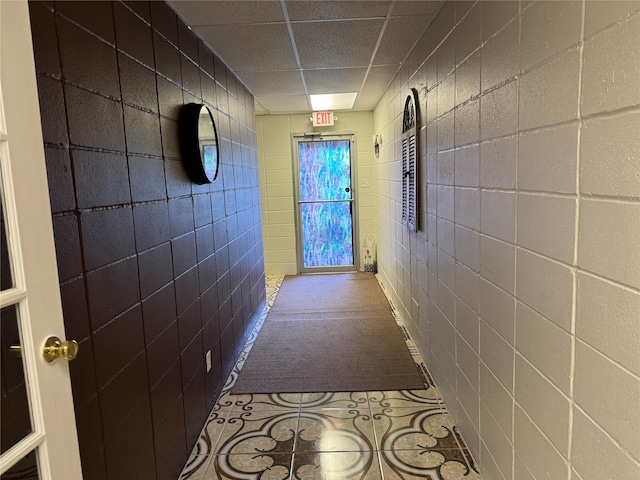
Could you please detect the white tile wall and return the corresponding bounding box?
[480,443,507,480]
[514,355,570,455]
[481,20,519,91]
[577,272,640,376]
[455,187,480,230]
[572,408,640,480]
[455,52,480,105]
[514,406,569,480]
[437,184,455,221]
[479,277,515,343]
[479,136,517,189]
[518,122,579,194]
[515,301,572,395]
[454,144,479,187]
[480,81,518,140]
[457,369,480,440]
[457,332,480,389]
[581,14,640,115]
[481,234,515,296]
[513,450,537,480]
[454,224,479,272]
[455,262,480,312]
[517,193,577,263]
[520,0,583,71]
[574,341,640,459]
[480,190,516,243]
[372,1,640,478]
[480,320,513,393]
[480,363,513,442]
[480,403,513,479]
[578,199,640,289]
[455,295,479,350]
[438,150,455,185]
[253,3,640,477]
[516,249,574,331]
[520,48,581,131]
[455,99,480,147]
[583,0,640,37]
[580,110,640,197]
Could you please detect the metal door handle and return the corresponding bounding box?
[43,336,79,363]
[10,344,22,359]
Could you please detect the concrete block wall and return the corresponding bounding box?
[373,1,640,479]
[29,2,265,478]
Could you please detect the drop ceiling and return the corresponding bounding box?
[168,1,445,114]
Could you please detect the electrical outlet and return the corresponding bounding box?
[206,350,212,373]
[360,178,370,188]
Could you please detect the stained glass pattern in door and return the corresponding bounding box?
[297,140,354,268]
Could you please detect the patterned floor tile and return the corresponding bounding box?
[223,393,303,413]
[215,411,300,457]
[295,410,375,453]
[211,453,293,480]
[299,392,369,410]
[367,389,443,409]
[371,407,458,452]
[291,450,382,480]
[180,454,212,480]
[370,406,482,479]
[379,451,481,480]
[203,409,233,455]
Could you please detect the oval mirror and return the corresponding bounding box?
[180,103,219,184]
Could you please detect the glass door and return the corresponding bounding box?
[0,2,82,478]
[294,135,357,273]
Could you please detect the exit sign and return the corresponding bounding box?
[312,111,334,127]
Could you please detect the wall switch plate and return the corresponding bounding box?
[206,350,212,373]
[360,178,370,188]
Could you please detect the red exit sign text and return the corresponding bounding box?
[312,111,334,127]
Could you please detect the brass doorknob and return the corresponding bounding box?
[43,336,79,363]
[10,345,22,359]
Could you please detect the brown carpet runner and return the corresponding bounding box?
[231,273,425,394]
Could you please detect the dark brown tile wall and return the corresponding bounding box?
[28,2,266,479]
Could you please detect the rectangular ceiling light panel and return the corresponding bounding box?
[310,92,358,111]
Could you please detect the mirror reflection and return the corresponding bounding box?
[198,105,219,183]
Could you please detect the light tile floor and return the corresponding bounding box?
[179,275,482,480]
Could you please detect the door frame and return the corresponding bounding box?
[0,1,82,478]
[291,132,360,274]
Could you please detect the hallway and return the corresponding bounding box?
[4,0,637,478]
[179,276,481,480]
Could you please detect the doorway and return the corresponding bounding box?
[0,1,82,477]
[293,134,358,274]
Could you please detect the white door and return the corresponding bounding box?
[0,1,82,479]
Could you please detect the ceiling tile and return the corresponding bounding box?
[169,1,284,25]
[169,1,446,114]
[195,24,297,72]
[256,94,311,113]
[374,15,429,65]
[362,65,399,92]
[286,1,391,21]
[237,70,306,96]
[353,91,383,110]
[303,68,367,94]
[391,1,445,17]
[293,19,384,69]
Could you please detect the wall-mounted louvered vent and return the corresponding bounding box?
[402,89,420,231]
